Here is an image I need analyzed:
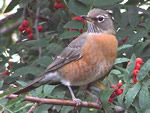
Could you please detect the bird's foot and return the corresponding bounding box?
[73,97,82,106]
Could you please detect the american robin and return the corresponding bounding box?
[14,8,118,104]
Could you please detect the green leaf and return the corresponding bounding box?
[6,95,25,107]
[118,44,133,51]
[4,0,20,13]
[0,80,3,89]
[33,104,51,113]
[46,43,63,55]
[137,59,150,81]
[99,88,115,109]
[60,31,80,39]
[64,20,84,30]
[127,6,139,28]
[110,69,121,75]
[144,79,150,86]
[24,39,49,48]
[145,109,150,113]
[43,85,55,95]
[51,85,67,99]
[0,57,3,62]
[144,18,150,31]
[139,85,150,110]
[94,0,123,7]
[16,81,28,87]
[117,84,130,105]
[115,58,130,64]
[80,108,97,113]
[12,66,44,77]
[125,83,141,109]
[32,56,52,68]
[0,88,18,98]
[60,106,72,113]
[123,54,136,82]
[68,0,90,15]
[78,0,93,5]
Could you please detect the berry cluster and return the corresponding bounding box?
[68,16,86,40]
[128,58,143,83]
[2,61,13,76]
[18,20,34,40]
[54,0,65,9]
[18,20,44,40]
[109,82,124,103]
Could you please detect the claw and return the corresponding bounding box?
[73,97,81,106]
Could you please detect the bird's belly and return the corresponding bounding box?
[59,58,113,86]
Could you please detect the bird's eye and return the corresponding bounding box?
[97,16,105,23]
[98,16,104,21]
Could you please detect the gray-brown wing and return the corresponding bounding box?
[43,32,88,74]
[13,33,88,94]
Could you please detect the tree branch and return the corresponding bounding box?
[0,21,21,35]
[28,103,39,113]
[7,94,101,109]
[34,5,42,58]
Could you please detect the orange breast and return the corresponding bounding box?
[59,33,118,86]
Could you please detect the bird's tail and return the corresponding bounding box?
[14,71,60,95]
[14,77,43,94]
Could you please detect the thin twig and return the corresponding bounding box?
[34,6,42,58]
[7,94,101,109]
[0,21,21,35]
[28,103,39,113]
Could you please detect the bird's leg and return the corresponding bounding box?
[67,85,81,106]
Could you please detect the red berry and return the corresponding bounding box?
[25,27,32,34]
[73,16,86,24]
[54,3,59,9]
[59,4,65,8]
[136,58,143,64]
[7,65,10,70]
[73,16,83,21]
[132,69,139,77]
[117,82,123,88]
[38,26,44,32]
[121,38,128,43]
[135,63,141,70]
[27,33,34,40]
[18,25,24,32]
[22,20,29,27]
[73,37,77,40]
[108,97,113,103]
[110,92,115,97]
[116,89,123,95]
[133,77,137,83]
[80,29,86,33]
[110,85,116,88]
[115,87,119,92]
[3,71,9,76]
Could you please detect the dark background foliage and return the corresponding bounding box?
[0,0,150,113]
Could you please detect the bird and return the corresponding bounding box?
[14,8,118,105]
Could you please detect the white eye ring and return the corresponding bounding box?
[96,15,105,23]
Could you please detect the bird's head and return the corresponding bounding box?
[81,8,116,35]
